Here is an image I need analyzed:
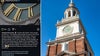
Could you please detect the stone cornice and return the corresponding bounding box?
[56,18,79,26]
[47,33,85,45]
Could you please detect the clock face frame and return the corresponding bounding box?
[1,3,38,22]
[63,25,73,34]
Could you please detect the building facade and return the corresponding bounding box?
[46,1,94,56]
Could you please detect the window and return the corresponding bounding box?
[73,10,76,16]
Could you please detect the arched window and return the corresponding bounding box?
[73,10,76,16]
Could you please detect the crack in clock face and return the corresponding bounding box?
[2,3,37,22]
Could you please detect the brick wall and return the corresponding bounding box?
[76,38,85,53]
[57,44,62,54]
[68,40,76,52]
[48,45,56,56]
[47,44,62,56]
[68,38,85,56]
[47,37,86,56]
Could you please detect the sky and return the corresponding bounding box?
[41,0,100,56]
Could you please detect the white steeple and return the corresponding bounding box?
[56,0,81,39]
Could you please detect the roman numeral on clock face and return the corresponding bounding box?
[28,7,34,18]
[3,3,37,21]
[4,3,15,16]
[13,8,22,21]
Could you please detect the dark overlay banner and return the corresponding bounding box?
[0,25,40,56]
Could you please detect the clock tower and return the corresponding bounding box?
[46,0,94,56]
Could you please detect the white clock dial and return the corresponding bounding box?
[63,25,73,34]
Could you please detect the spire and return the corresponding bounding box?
[69,0,75,7]
[70,0,73,3]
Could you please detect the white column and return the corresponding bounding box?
[61,42,68,51]
[62,43,65,51]
[71,10,73,17]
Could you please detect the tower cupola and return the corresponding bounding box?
[64,0,79,19]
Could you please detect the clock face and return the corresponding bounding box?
[63,25,73,34]
[1,3,38,22]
